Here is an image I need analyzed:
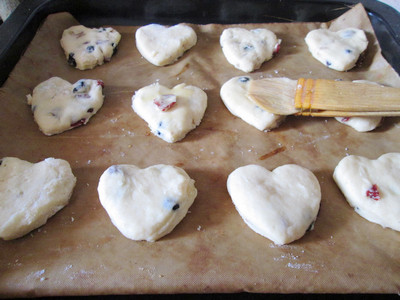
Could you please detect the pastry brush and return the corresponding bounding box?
[247,78,400,117]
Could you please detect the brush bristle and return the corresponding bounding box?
[247,78,298,115]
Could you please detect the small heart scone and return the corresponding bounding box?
[60,25,121,70]
[98,164,197,242]
[0,157,76,240]
[220,27,281,73]
[132,82,207,143]
[305,28,368,71]
[135,23,197,66]
[335,80,382,132]
[227,164,321,245]
[220,76,285,131]
[333,153,400,231]
[27,77,104,135]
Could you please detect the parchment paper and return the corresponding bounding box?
[0,3,399,296]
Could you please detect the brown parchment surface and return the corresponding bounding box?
[0,3,399,297]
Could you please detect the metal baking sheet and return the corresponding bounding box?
[0,0,399,297]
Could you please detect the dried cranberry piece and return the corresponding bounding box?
[341,117,351,122]
[154,94,177,112]
[366,184,380,201]
[97,80,104,88]
[70,119,86,128]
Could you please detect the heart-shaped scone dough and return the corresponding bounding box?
[135,23,197,66]
[227,164,321,245]
[97,164,197,242]
[335,80,382,132]
[60,25,121,70]
[305,28,368,71]
[333,153,400,231]
[27,77,104,135]
[220,27,281,73]
[220,76,285,131]
[0,157,76,240]
[132,82,207,143]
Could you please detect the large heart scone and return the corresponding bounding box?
[220,76,285,131]
[227,164,321,245]
[27,77,104,135]
[305,28,368,71]
[135,23,197,66]
[333,153,400,231]
[0,157,76,240]
[60,25,121,70]
[132,82,207,143]
[220,27,281,73]
[97,164,197,242]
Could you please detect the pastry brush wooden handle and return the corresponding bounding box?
[294,78,400,113]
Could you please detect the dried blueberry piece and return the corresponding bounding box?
[326,61,332,67]
[108,165,121,174]
[87,108,94,113]
[112,46,118,56]
[239,77,250,83]
[345,49,352,54]
[306,221,315,232]
[68,53,76,67]
[243,45,254,51]
[86,45,95,53]
[73,80,86,93]
[163,198,180,211]
[156,130,162,136]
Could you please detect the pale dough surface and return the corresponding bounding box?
[0,157,76,240]
[333,153,400,231]
[135,23,197,66]
[227,164,321,245]
[60,25,121,70]
[220,76,285,131]
[97,164,197,242]
[335,80,382,132]
[26,77,104,136]
[305,28,368,71]
[132,82,207,143]
[220,27,280,72]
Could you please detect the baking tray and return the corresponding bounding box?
[0,0,400,298]
[0,0,400,87]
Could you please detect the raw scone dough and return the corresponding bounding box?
[132,82,207,143]
[135,23,197,66]
[60,25,121,70]
[0,157,76,240]
[333,153,400,231]
[335,80,382,132]
[220,76,285,131]
[305,28,368,71]
[97,164,197,242]
[220,27,281,73]
[27,77,104,135]
[227,164,321,245]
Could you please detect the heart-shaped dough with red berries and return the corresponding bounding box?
[227,164,321,245]
[305,28,368,71]
[135,23,197,66]
[333,153,400,231]
[0,157,76,240]
[97,164,197,242]
[27,77,104,135]
[132,82,207,143]
[220,27,281,73]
